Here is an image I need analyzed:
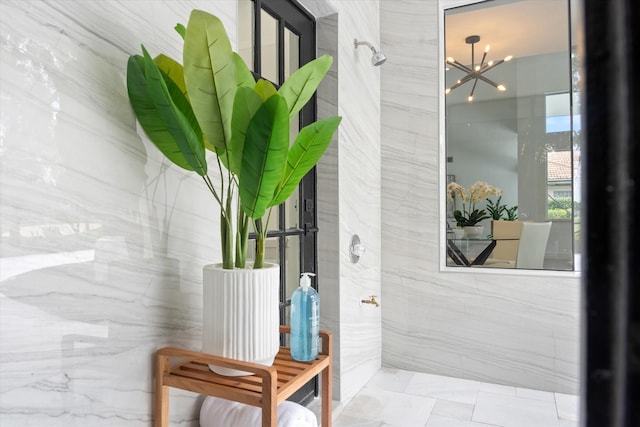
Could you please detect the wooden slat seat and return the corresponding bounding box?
[155,326,332,427]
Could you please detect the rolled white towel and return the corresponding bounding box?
[200,396,318,427]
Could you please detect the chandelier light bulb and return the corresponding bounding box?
[445,88,452,94]
[446,35,512,100]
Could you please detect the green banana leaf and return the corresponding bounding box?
[174,23,186,39]
[154,54,187,96]
[229,78,279,180]
[140,45,207,175]
[239,94,290,219]
[233,52,256,92]
[153,55,208,162]
[215,53,256,172]
[153,55,197,129]
[183,10,235,152]
[271,116,342,206]
[126,53,206,175]
[230,86,263,175]
[157,63,204,154]
[278,55,332,119]
[254,79,278,101]
[125,8,342,270]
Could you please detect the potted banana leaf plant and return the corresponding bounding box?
[126,10,340,374]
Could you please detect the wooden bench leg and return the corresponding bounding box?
[321,332,333,427]
[155,351,169,427]
[321,364,332,427]
[261,370,277,427]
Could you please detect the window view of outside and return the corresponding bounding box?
[545,71,583,251]
[547,150,580,220]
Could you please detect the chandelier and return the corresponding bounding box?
[445,35,512,102]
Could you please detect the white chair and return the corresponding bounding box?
[514,222,552,269]
[481,221,551,269]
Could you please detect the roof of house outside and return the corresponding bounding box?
[547,150,580,182]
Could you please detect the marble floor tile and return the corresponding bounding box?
[332,369,579,427]
[472,391,561,427]
[334,415,383,427]
[339,387,436,427]
[405,372,483,404]
[555,393,579,421]
[517,387,557,402]
[479,381,517,396]
[425,415,501,427]
[365,367,416,393]
[431,399,474,420]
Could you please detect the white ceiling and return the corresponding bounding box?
[444,0,572,104]
[445,0,569,63]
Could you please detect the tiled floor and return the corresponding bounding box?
[314,368,579,427]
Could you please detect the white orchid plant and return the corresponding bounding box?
[447,181,502,227]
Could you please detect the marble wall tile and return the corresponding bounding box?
[310,0,383,403]
[313,4,344,398]
[335,0,382,403]
[379,0,580,394]
[0,0,578,422]
[1,0,383,423]
[0,1,236,425]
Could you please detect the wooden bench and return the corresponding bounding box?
[155,325,332,427]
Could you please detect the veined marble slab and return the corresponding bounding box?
[379,0,580,394]
[0,1,234,424]
[1,0,386,423]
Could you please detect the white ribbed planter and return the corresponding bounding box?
[202,263,280,376]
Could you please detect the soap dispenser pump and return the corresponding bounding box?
[290,272,319,361]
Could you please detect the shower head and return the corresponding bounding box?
[371,51,387,66]
[354,39,387,66]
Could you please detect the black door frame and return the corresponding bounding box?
[582,0,639,425]
[248,0,320,405]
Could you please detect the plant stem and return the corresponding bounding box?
[203,174,234,269]
[202,175,224,208]
[253,218,265,269]
[220,209,234,269]
[236,208,249,268]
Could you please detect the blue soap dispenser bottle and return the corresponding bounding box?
[290,272,319,361]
